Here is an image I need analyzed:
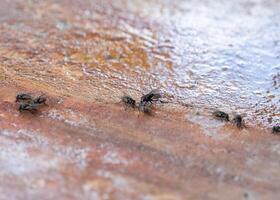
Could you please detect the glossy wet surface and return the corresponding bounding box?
[0,0,279,199]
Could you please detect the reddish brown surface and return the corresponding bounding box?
[0,0,280,200]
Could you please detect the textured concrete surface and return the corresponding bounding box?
[0,0,279,199]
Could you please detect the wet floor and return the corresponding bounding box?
[1,0,279,127]
[0,0,280,199]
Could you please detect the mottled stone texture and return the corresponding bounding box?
[0,0,279,199]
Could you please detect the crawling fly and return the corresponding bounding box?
[16,92,48,113]
[272,126,280,134]
[232,114,244,128]
[18,102,40,113]
[140,89,162,105]
[213,110,230,122]
[138,89,162,114]
[15,93,33,102]
[121,94,136,109]
[33,94,47,105]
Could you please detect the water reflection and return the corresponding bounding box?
[1,0,279,127]
[105,0,280,127]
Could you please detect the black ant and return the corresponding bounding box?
[213,110,229,122]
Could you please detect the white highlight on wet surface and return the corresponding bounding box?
[186,113,230,140]
[83,169,133,200]
[271,143,280,155]
[0,129,90,174]
[96,170,130,190]
[102,150,130,165]
[0,131,59,176]
[47,109,92,128]
[52,146,90,169]
[0,129,49,147]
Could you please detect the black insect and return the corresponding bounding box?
[138,101,152,115]
[16,93,48,113]
[18,103,40,113]
[33,95,47,105]
[272,126,280,134]
[121,95,136,109]
[232,114,243,128]
[138,90,163,114]
[15,93,33,102]
[140,89,162,105]
[213,110,229,121]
